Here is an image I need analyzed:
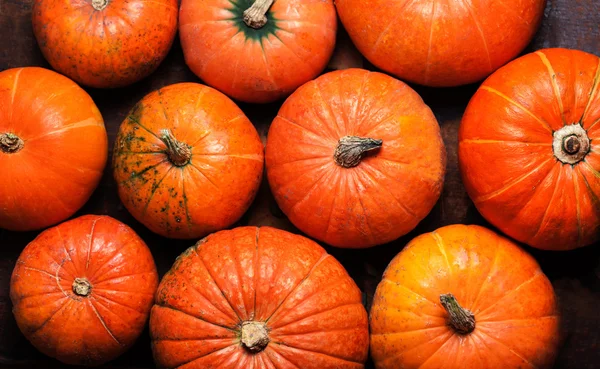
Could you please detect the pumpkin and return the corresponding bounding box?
[265,69,446,248]
[150,226,369,369]
[370,224,561,369]
[32,0,178,88]
[10,215,158,366]
[179,0,337,103]
[113,82,264,239]
[335,0,546,87]
[0,67,107,232]
[459,48,600,250]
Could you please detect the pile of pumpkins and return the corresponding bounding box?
[1,0,598,368]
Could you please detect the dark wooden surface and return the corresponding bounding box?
[0,0,599,368]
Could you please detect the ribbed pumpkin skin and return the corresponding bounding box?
[459,48,600,250]
[335,0,546,87]
[113,83,264,239]
[150,226,369,369]
[0,67,107,231]
[370,225,560,369]
[179,0,337,103]
[10,215,158,366]
[32,0,178,88]
[266,69,446,248]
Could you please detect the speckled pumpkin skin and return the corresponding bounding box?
[113,83,264,239]
[179,0,337,103]
[10,215,158,366]
[266,69,446,248]
[150,226,369,369]
[370,224,560,369]
[335,0,546,87]
[32,0,178,88]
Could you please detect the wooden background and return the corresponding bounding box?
[0,0,599,368]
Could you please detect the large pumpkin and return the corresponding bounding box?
[113,83,264,239]
[10,215,158,366]
[179,0,337,103]
[370,224,560,369]
[265,69,446,248]
[150,226,369,369]
[32,0,178,88]
[0,67,107,231]
[335,0,546,87]
[459,48,600,250]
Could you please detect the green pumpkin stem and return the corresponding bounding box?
[333,135,383,168]
[0,133,24,153]
[160,129,192,167]
[243,0,275,29]
[440,293,475,334]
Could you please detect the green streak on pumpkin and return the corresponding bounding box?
[226,0,280,41]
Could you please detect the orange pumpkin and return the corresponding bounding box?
[179,0,337,103]
[370,224,560,369]
[335,0,546,87]
[0,67,107,232]
[459,48,600,250]
[113,83,264,239]
[10,215,158,366]
[265,69,446,248]
[32,0,178,88]
[150,226,369,369]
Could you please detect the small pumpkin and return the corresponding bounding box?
[150,226,369,369]
[265,69,446,248]
[113,83,264,239]
[459,48,600,250]
[32,0,178,88]
[179,0,337,103]
[335,0,546,87]
[10,215,158,366]
[370,224,560,369]
[0,67,107,231]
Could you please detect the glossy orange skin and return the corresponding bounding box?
[370,224,560,369]
[179,0,337,103]
[0,67,107,231]
[10,215,159,366]
[266,69,446,248]
[459,48,600,250]
[335,0,546,87]
[113,83,264,239]
[150,226,369,369]
[32,0,178,88]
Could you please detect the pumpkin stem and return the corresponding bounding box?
[334,135,383,168]
[243,0,275,29]
[553,123,590,164]
[160,129,192,167]
[440,293,475,334]
[91,0,108,11]
[240,321,270,353]
[72,278,92,297]
[0,133,24,154]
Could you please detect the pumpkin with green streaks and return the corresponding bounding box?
[112,83,264,239]
[179,0,337,103]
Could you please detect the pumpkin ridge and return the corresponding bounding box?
[140,166,175,217]
[370,0,415,55]
[265,252,330,323]
[573,170,584,247]
[475,329,541,369]
[180,172,193,231]
[92,270,157,286]
[581,57,600,124]
[55,226,85,276]
[154,303,237,332]
[193,247,243,322]
[536,51,567,124]
[188,162,220,190]
[177,345,238,368]
[477,315,558,325]
[288,166,336,213]
[358,164,418,218]
[88,240,136,281]
[349,171,376,244]
[85,218,99,271]
[125,105,161,141]
[270,302,364,332]
[576,165,600,212]
[322,171,342,238]
[462,0,493,72]
[91,295,142,325]
[93,291,147,315]
[87,299,122,345]
[20,265,59,280]
[528,167,564,243]
[313,81,344,138]
[30,298,73,335]
[276,115,334,147]
[432,232,452,274]
[381,278,438,306]
[252,227,259,320]
[268,340,365,366]
[480,86,554,133]
[371,326,447,337]
[424,0,438,85]
[411,331,455,368]
[476,272,542,319]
